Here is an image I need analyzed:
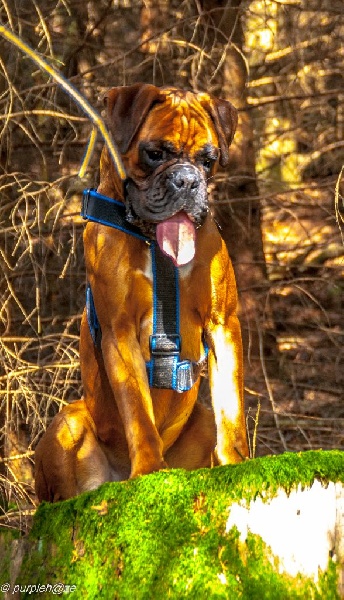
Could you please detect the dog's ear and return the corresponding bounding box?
[200,95,238,167]
[103,84,164,154]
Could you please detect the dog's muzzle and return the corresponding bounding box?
[124,162,209,266]
[125,162,209,230]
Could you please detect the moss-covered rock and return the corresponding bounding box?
[2,450,344,599]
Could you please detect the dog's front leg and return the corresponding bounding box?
[208,316,249,464]
[101,327,167,478]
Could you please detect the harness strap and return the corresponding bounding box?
[146,244,205,391]
[82,189,207,393]
[82,188,147,241]
[148,243,180,389]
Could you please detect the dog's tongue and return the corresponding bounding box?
[156,212,196,267]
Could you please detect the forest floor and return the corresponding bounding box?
[245,178,344,457]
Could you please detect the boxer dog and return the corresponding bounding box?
[35,83,249,502]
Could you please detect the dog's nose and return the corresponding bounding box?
[167,166,200,193]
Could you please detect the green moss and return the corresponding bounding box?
[0,528,21,584]
[13,451,344,598]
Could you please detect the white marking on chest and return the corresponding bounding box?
[178,260,194,279]
[135,245,153,281]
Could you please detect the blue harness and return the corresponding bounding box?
[81,189,208,393]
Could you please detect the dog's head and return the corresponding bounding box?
[100,83,237,265]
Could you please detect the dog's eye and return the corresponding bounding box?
[202,159,213,170]
[201,157,216,172]
[144,149,165,164]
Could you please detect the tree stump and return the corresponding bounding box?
[2,450,343,599]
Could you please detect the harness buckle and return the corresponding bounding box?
[149,334,181,356]
[175,360,195,392]
[81,188,93,219]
